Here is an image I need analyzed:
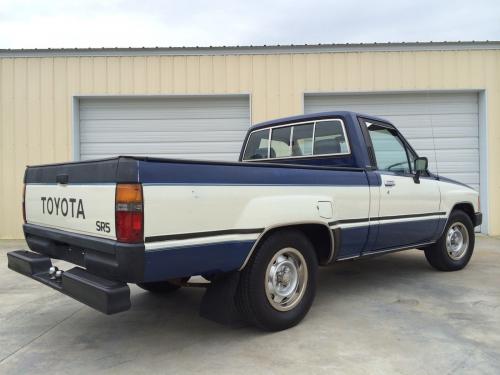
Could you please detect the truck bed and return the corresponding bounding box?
[23,156,370,283]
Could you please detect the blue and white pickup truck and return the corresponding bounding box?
[8,111,482,331]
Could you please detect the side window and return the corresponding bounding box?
[242,129,269,160]
[314,120,349,155]
[270,126,291,158]
[367,124,411,174]
[291,123,314,156]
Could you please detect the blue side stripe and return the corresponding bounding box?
[336,218,445,259]
[138,160,369,186]
[143,240,255,281]
[26,182,117,186]
[142,183,365,187]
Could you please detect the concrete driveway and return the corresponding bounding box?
[1,236,499,375]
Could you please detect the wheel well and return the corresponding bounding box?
[452,203,475,223]
[253,224,334,266]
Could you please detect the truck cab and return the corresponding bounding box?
[241,111,479,257]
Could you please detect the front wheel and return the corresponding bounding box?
[235,230,318,331]
[424,210,475,271]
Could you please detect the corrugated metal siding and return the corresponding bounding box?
[1,50,500,238]
[79,96,250,161]
[305,92,480,191]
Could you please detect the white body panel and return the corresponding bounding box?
[143,185,370,250]
[25,184,117,239]
[438,180,480,215]
[379,174,441,216]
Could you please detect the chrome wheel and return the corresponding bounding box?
[265,247,308,312]
[446,222,469,260]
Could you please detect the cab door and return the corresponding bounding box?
[364,121,441,251]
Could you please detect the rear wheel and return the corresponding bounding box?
[236,230,317,331]
[424,210,475,271]
[137,278,187,293]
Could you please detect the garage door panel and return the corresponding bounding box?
[85,153,238,162]
[81,141,244,155]
[80,118,249,132]
[410,138,478,150]
[80,108,249,120]
[401,127,478,139]
[430,161,479,173]
[443,172,479,182]
[305,92,479,193]
[79,96,250,161]
[307,92,475,105]
[373,114,478,127]
[307,92,477,108]
[419,149,479,161]
[80,98,249,121]
[307,102,477,117]
[80,97,248,109]
[81,130,248,143]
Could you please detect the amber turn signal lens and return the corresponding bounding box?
[116,184,142,203]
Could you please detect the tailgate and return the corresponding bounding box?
[25,183,117,239]
[24,157,139,239]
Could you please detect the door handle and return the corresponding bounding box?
[384,180,396,187]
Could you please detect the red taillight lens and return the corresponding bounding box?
[116,211,143,243]
[115,184,143,243]
[22,184,26,223]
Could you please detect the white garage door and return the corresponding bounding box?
[305,92,479,191]
[78,95,250,162]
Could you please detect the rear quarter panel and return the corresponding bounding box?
[143,184,369,239]
[139,159,371,256]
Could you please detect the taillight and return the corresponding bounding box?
[22,184,26,223]
[115,183,143,243]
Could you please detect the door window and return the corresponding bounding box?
[367,124,412,174]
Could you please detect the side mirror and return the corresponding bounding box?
[413,157,428,183]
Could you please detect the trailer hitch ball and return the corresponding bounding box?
[49,266,62,281]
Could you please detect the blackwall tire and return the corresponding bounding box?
[236,229,318,331]
[424,210,475,271]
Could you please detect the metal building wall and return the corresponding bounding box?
[1,47,500,238]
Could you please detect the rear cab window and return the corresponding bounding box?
[242,129,270,160]
[242,119,350,161]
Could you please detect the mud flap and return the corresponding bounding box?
[199,271,245,327]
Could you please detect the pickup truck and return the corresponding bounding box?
[8,111,482,331]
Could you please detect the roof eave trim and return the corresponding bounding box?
[1,41,500,58]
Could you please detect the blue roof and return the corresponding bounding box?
[250,111,392,131]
